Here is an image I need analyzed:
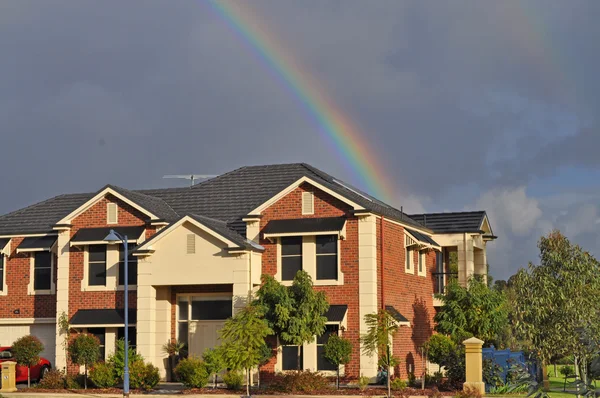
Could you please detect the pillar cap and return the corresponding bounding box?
[463,337,484,345]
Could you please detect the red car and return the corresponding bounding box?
[0,347,51,383]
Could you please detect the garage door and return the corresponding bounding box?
[0,323,56,365]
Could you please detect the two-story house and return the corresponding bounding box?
[0,163,494,380]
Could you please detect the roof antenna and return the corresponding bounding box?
[400,206,403,220]
[163,174,217,187]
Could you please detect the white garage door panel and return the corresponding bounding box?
[0,324,56,365]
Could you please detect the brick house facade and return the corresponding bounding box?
[0,163,495,382]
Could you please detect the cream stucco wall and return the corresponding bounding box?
[54,229,70,371]
[432,233,487,287]
[358,214,378,379]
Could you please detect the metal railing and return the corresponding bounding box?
[433,272,458,294]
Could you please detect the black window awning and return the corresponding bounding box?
[70,309,137,327]
[385,305,410,325]
[16,236,58,253]
[263,217,346,238]
[405,228,440,249]
[325,305,348,322]
[0,239,9,255]
[71,226,145,245]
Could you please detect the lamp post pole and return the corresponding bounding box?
[123,234,129,398]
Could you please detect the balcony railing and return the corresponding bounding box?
[433,272,458,295]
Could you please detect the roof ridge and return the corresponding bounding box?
[410,210,486,216]
[191,165,249,189]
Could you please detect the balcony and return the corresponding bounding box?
[432,272,457,306]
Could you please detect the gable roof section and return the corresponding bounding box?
[409,211,491,234]
[134,214,263,255]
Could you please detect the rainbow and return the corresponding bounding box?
[207,1,397,203]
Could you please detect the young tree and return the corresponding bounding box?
[11,335,44,388]
[219,305,273,397]
[254,271,329,370]
[323,334,352,389]
[435,277,508,345]
[202,347,225,389]
[58,311,70,372]
[68,333,101,389]
[361,309,399,398]
[512,231,600,387]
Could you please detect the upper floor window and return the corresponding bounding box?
[118,244,138,286]
[406,247,413,272]
[316,235,338,280]
[281,237,302,281]
[33,252,52,291]
[88,245,107,286]
[418,250,427,276]
[0,255,4,291]
[107,203,118,224]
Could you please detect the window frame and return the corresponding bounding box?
[280,237,303,281]
[316,324,340,371]
[405,246,414,274]
[87,328,106,360]
[88,245,107,287]
[28,250,56,295]
[176,294,233,345]
[315,235,338,281]
[0,254,6,295]
[418,250,427,277]
[118,244,138,286]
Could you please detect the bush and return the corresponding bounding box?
[37,369,65,389]
[65,374,83,389]
[89,362,116,388]
[454,386,483,398]
[358,375,370,391]
[108,338,143,381]
[175,357,209,388]
[270,371,332,393]
[483,358,504,388]
[223,370,244,390]
[391,377,407,390]
[560,365,575,377]
[129,361,160,390]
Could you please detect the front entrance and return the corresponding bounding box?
[177,294,233,356]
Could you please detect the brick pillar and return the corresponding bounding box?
[463,337,485,394]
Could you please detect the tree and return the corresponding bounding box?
[58,311,70,372]
[68,333,101,389]
[361,309,399,398]
[219,305,274,397]
[254,271,329,370]
[323,334,352,389]
[424,334,465,389]
[11,335,44,388]
[202,347,225,389]
[512,231,600,387]
[435,277,508,345]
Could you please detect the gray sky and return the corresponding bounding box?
[1,0,598,280]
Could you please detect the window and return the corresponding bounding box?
[302,191,314,215]
[118,327,137,351]
[316,235,338,280]
[88,328,106,360]
[0,350,12,359]
[177,297,189,345]
[88,245,107,286]
[0,255,4,291]
[118,244,138,286]
[186,234,195,254]
[406,247,413,272]
[317,325,339,371]
[281,237,302,281]
[282,345,303,371]
[107,203,118,224]
[34,252,52,291]
[191,298,232,320]
[418,250,427,276]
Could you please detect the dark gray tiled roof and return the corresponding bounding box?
[405,228,440,247]
[188,214,263,251]
[0,163,427,240]
[263,217,346,235]
[71,226,145,243]
[70,309,136,326]
[385,305,409,323]
[409,211,488,234]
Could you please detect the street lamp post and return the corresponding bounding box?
[104,230,130,398]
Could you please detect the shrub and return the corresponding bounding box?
[223,370,244,390]
[560,365,575,377]
[270,371,332,393]
[454,386,483,398]
[65,374,83,389]
[37,369,65,389]
[175,357,209,388]
[391,377,408,390]
[89,362,116,388]
[108,338,143,381]
[358,375,370,391]
[11,335,44,387]
[129,361,160,390]
[483,358,504,388]
[202,348,225,388]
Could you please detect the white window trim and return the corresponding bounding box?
[176,293,233,343]
[107,202,118,224]
[418,250,427,277]
[405,235,415,274]
[28,251,56,295]
[116,244,138,291]
[276,236,344,287]
[0,255,7,296]
[81,245,120,292]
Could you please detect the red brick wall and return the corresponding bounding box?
[0,237,57,318]
[258,183,360,381]
[378,219,436,379]
[68,195,148,318]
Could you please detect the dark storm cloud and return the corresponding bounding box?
[0,0,598,279]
